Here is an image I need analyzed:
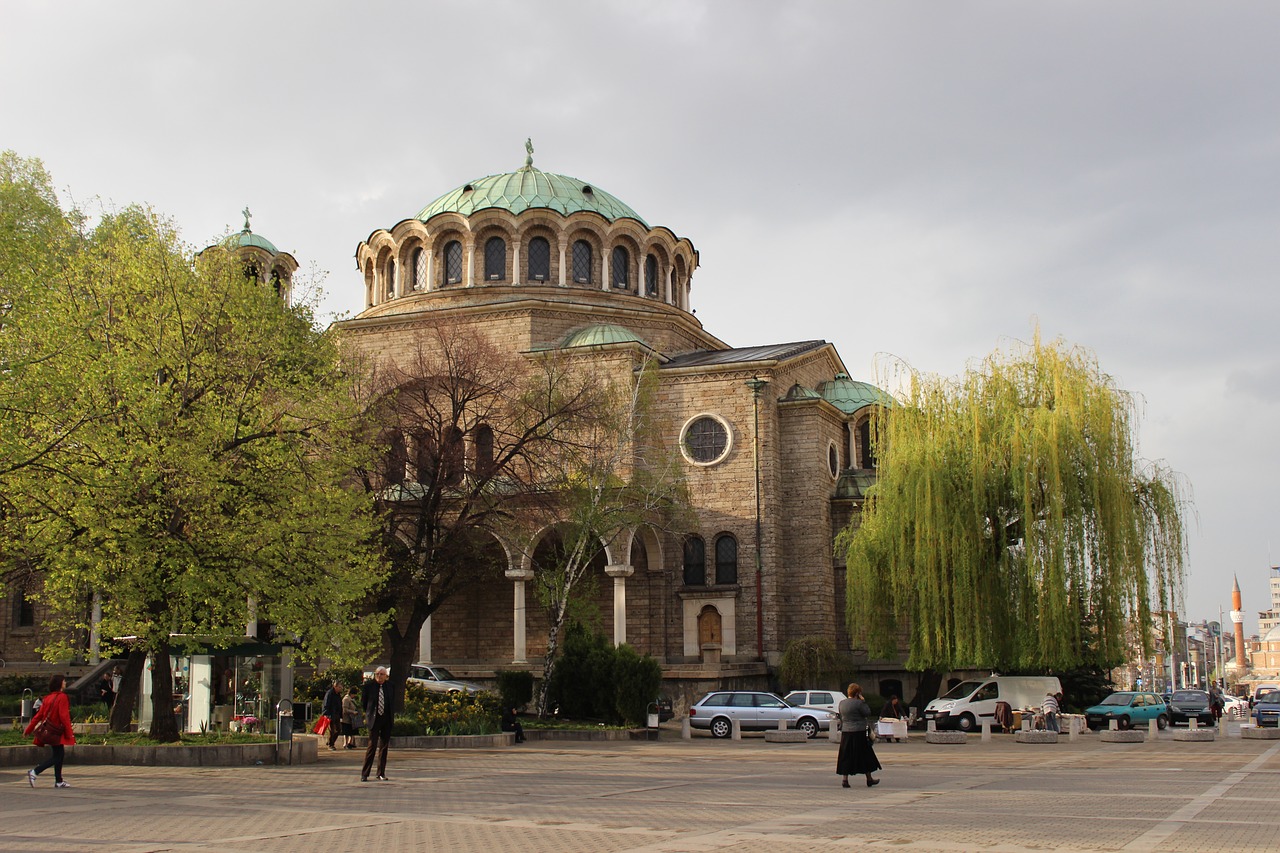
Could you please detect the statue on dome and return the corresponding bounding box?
[242,206,252,232]
[525,138,534,167]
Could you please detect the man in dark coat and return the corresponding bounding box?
[321,679,343,751]
[361,667,393,782]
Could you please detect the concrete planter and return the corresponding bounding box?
[1241,726,1280,740]
[1015,731,1059,744]
[0,738,315,767]
[1099,730,1145,743]
[763,730,809,743]
[926,731,967,744]
[1171,729,1215,742]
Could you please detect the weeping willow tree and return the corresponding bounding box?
[837,332,1188,673]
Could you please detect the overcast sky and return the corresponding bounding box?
[4,1,1277,637]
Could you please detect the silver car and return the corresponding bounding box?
[365,664,487,695]
[688,690,835,738]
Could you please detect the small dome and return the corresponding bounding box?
[817,373,894,413]
[561,324,649,349]
[224,228,279,255]
[416,164,645,226]
[782,383,821,401]
[1264,623,1280,644]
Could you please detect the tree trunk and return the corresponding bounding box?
[148,638,180,742]
[385,603,429,717]
[537,601,566,718]
[908,669,944,717]
[109,648,147,733]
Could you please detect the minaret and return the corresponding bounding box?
[1231,575,1247,668]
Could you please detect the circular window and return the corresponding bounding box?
[680,414,732,466]
[828,442,839,477]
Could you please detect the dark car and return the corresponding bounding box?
[1167,690,1215,727]
[1253,690,1280,727]
[655,695,674,722]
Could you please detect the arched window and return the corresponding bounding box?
[645,254,658,296]
[384,259,396,298]
[443,240,463,285]
[485,236,506,281]
[473,424,495,477]
[528,237,550,282]
[243,262,260,282]
[15,588,35,628]
[413,247,427,291]
[270,269,283,298]
[385,431,407,486]
[611,246,629,289]
[714,534,738,585]
[857,417,875,469]
[442,426,464,487]
[682,536,706,586]
[572,240,592,283]
[411,429,435,485]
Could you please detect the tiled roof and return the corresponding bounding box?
[660,340,828,369]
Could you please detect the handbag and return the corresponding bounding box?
[33,716,64,746]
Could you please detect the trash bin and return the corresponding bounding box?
[20,689,34,720]
[646,702,659,729]
[276,699,294,741]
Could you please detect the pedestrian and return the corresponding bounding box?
[501,706,526,743]
[321,679,343,751]
[880,694,908,741]
[836,682,881,788]
[342,685,360,749]
[24,673,76,789]
[1042,691,1060,733]
[360,666,393,782]
[97,673,115,710]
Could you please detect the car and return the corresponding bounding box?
[364,664,487,695]
[688,691,835,738]
[1222,695,1248,719]
[1253,684,1279,707]
[1166,690,1215,727]
[1084,691,1169,731]
[1253,690,1280,727]
[655,695,674,722]
[783,689,843,715]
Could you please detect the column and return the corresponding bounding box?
[558,241,567,286]
[512,238,522,285]
[418,615,432,664]
[605,564,634,646]
[507,569,534,663]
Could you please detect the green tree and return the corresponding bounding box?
[838,332,1187,675]
[4,185,384,740]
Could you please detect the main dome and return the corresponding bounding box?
[414,164,646,226]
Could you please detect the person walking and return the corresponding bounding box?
[1042,691,1060,733]
[25,673,76,789]
[836,682,881,788]
[341,685,360,749]
[321,679,343,751]
[361,667,393,782]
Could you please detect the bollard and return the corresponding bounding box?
[981,721,991,742]
[1189,718,1198,731]
[1148,718,1158,737]
[927,719,937,733]
[731,717,741,740]
[1069,716,1080,742]
[828,719,840,743]
[1109,719,1118,731]
[1022,718,1031,732]
[682,716,692,740]
[778,718,787,731]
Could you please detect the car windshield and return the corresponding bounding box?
[940,681,983,700]
[1099,693,1134,706]
[430,667,455,680]
[1172,691,1206,702]
[1258,691,1280,704]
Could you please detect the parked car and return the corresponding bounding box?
[1084,691,1168,731]
[688,691,835,738]
[363,664,487,695]
[1222,695,1249,719]
[655,695,674,722]
[1166,690,1215,727]
[1253,690,1280,727]
[783,689,843,714]
[1252,684,1279,708]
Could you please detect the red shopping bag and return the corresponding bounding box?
[312,715,330,736]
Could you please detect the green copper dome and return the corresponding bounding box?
[817,373,894,413]
[224,229,278,254]
[561,324,649,349]
[416,147,646,226]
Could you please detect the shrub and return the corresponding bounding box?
[613,644,662,726]
[495,670,534,712]
[545,622,663,726]
[397,685,500,736]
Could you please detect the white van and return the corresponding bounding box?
[924,675,1062,732]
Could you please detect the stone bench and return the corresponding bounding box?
[1171,729,1215,742]
[925,731,967,744]
[1099,730,1145,743]
[764,729,809,743]
[1015,730,1059,744]
[1242,726,1280,740]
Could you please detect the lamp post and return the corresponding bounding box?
[745,375,769,661]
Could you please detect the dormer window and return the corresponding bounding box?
[412,247,426,291]
[572,240,592,284]
[528,237,550,282]
[645,254,658,296]
[485,236,506,281]
[443,240,462,286]
[611,246,630,289]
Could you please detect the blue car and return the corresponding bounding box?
[1253,690,1280,727]
[1084,691,1169,731]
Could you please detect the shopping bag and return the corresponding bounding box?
[312,715,330,736]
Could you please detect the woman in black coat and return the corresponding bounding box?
[836,682,882,788]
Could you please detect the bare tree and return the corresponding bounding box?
[352,318,610,711]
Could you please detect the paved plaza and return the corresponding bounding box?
[5,730,1280,852]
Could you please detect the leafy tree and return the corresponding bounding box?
[351,320,610,715]
[528,359,692,716]
[838,332,1187,675]
[3,181,384,740]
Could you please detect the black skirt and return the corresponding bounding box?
[835,730,882,776]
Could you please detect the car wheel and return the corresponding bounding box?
[1118,715,1132,730]
[710,717,732,739]
[797,717,819,738]
[1157,714,1168,730]
[956,713,976,733]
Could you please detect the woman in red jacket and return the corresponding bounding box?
[24,673,76,788]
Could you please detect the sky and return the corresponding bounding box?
[3,1,1277,634]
